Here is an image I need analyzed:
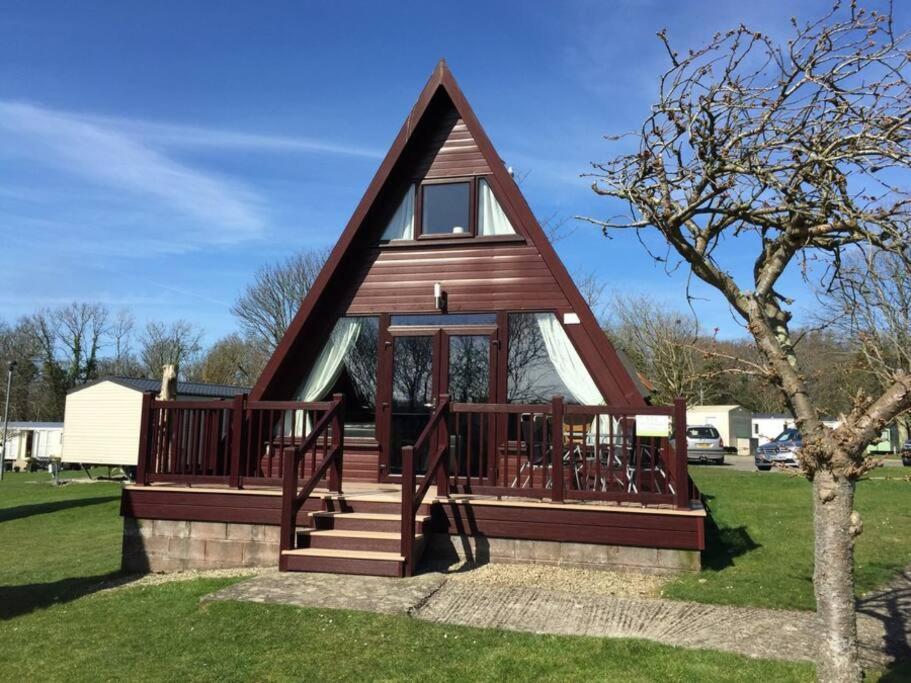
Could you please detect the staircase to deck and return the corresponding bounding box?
[280,491,431,577]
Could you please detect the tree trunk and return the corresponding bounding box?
[813,469,862,682]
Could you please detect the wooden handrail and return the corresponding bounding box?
[400,394,451,576]
[279,395,345,552]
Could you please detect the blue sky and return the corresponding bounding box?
[1,0,900,343]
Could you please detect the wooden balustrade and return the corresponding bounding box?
[279,394,345,552]
[400,395,451,576]
[137,391,342,490]
[447,398,693,508]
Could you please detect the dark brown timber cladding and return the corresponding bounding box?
[416,115,490,179]
[347,243,569,314]
[434,501,704,551]
[121,488,321,527]
[122,488,703,552]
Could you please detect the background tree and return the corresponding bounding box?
[605,294,705,404]
[0,320,41,420]
[27,302,111,417]
[586,5,911,679]
[232,248,328,353]
[139,320,203,379]
[826,248,911,437]
[192,333,265,386]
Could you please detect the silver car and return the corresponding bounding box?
[686,425,725,464]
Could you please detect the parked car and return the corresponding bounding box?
[685,425,725,464]
[901,439,911,467]
[755,427,802,470]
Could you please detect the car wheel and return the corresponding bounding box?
[756,465,772,471]
[903,457,911,467]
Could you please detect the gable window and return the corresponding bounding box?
[420,181,472,236]
[380,176,519,242]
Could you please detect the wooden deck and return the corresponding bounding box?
[121,482,706,575]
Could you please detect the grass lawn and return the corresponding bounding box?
[665,468,911,612]
[0,470,815,682]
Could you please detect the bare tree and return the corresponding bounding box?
[232,248,329,352]
[140,320,203,379]
[826,248,911,436]
[27,302,111,417]
[585,4,911,679]
[573,269,608,323]
[606,294,703,404]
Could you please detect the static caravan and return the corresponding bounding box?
[686,405,753,454]
[62,377,247,468]
[2,422,64,470]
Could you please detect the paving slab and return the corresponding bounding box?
[204,565,911,669]
[204,570,446,615]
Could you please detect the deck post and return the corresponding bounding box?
[229,393,246,489]
[330,393,345,494]
[279,448,298,553]
[400,445,416,576]
[551,395,564,503]
[673,397,689,509]
[135,392,153,485]
[436,395,450,498]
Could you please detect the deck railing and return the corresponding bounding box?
[447,396,692,509]
[136,392,343,489]
[279,394,344,552]
[399,395,451,576]
[136,391,694,516]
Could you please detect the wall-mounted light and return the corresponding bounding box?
[434,282,446,311]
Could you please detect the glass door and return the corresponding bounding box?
[387,331,441,476]
[379,316,499,481]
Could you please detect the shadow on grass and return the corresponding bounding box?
[0,571,135,619]
[700,494,762,571]
[0,495,120,523]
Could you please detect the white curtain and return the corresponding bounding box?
[381,186,415,241]
[291,317,362,434]
[478,179,515,236]
[535,313,611,438]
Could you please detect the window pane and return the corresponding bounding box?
[506,313,575,403]
[422,182,470,235]
[448,335,489,403]
[317,316,379,438]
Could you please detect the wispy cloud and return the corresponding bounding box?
[0,100,267,241]
[88,114,385,159]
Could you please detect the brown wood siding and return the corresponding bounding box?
[347,243,569,315]
[413,113,491,180]
[434,501,704,551]
[121,488,704,551]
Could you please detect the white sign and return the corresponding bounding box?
[636,414,671,437]
[563,312,581,325]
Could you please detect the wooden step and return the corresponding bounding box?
[280,548,405,577]
[298,528,418,553]
[321,497,431,515]
[309,511,432,533]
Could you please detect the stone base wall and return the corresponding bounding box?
[122,518,280,573]
[427,534,701,574]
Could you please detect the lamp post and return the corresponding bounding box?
[0,360,16,482]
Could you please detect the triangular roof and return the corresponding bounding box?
[251,60,645,406]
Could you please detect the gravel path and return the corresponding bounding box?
[204,563,911,669]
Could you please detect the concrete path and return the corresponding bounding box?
[205,566,911,669]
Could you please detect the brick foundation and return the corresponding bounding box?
[427,534,701,574]
[122,518,280,572]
